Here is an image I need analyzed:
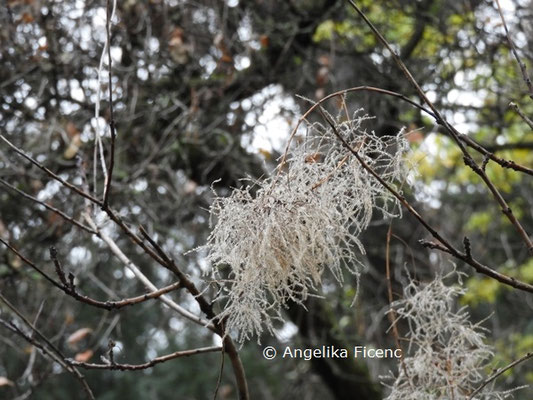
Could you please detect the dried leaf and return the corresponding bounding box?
[304,152,322,164]
[317,55,330,67]
[63,133,81,159]
[258,148,272,160]
[67,328,93,346]
[64,312,74,325]
[220,53,233,64]
[0,377,14,387]
[406,131,424,144]
[259,34,269,48]
[315,66,329,86]
[65,121,79,138]
[21,12,34,24]
[74,349,93,362]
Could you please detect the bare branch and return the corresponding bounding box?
[68,346,222,371]
[468,351,533,399]
[139,226,216,319]
[83,214,213,328]
[509,102,533,130]
[102,0,117,208]
[284,87,533,176]
[0,292,95,400]
[0,237,64,290]
[137,226,250,399]
[0,133,102,206]
[49,246,184,310]
[0,178,97,235]
[346,0,533,253]
[319,107,533,294]
[494,0,533,99]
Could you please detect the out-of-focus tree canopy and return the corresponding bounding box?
[1,0,532,399]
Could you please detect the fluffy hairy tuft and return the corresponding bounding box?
[384,273,516,399]
[203,111,409,342]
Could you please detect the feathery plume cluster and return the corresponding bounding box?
[384,273,514,400]
[204,110,409,342]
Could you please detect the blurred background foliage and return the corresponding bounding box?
[0,0,532,398]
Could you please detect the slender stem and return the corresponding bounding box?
[283,87,533,176]
[509,102,533,130]
[0,178,97,235]
[69,346,222,370]
[494,0,533,99]
[320,108,533,293]
[0,292,95,399]
[0,237,64,290]
[346,1,533,253]
[138,226,249,399]
[0,134,102,205]
[385,225,412,387]
[103,0,117,207]
[468,351,533,399]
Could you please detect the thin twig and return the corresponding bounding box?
[49,246,184,309]
[83,214,213,328]
[139,225,216,319]
[0,292,95,400]
[346,0,533,253]
[494,0,533,99]
[483,142,533,152]
[69,346,222,371]
[385,224,411,387]
[284,87,533,176]
[508,102,533,130]
[213,345,225,400]
[137,228,250,400]
[0,178,97,235]
[319,107,533,294]
[468,351,533,399]
[0,134,103,205]
[457,133,533,175]
[0,237,64,290]
[102,0,117,208]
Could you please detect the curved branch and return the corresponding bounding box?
[0,292,95,400]
[0,178,97,235]
[468,351,533,399]
[319,108,533,294]
[69,346,222,371]
[345,1,533,254]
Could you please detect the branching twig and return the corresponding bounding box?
[0,134,102,205]
[468,351,533,399]
[494,0,533,99]
[346,0,533,254]
[508,102,533,130]
[284,87,533,176]
[139,226,216,319]
[102,0,117,208]
[83,214,213,328]
[319,107,533,293]
[49,246,184,310]
[0,178,97,235]
[0,292,95,400]
[69,346,222,371]
[0,237,64,290]
[0,239,183,311]
[137,226,250,400]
